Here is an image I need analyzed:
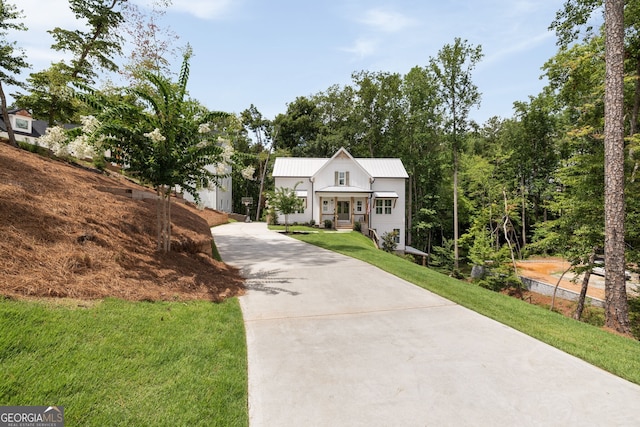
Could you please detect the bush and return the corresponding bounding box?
[93,154,107,171]
[476,273,521,292]
[354,221,362,232]
[324,219,333,229]
[381,230,398,252]
[309,219,316,227]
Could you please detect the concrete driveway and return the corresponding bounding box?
[212,222,640,427]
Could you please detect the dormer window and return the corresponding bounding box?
[15,118,29,130]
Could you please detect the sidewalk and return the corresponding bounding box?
[212,222,640,427]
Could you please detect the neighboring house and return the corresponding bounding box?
[1,109,233,212]
[0,109,48,145]
[179,163,233,212]
[272,147,409,250]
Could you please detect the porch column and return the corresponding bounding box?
[350,196,354,226]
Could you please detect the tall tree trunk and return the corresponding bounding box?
[0,82,18,147]
[574,252,596,320]
[603,0,631,334]
[521,176,527,247]
[256,152,269,222]
[453,149,459,271]
[156,187,163,251]
[503,190,518,277]
[156,185,172,253]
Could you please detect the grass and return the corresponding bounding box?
[268,224,320,233]
[0,297,247,426]
[292,231,640,385]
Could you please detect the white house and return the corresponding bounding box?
[179,163,233,212]
[0,109,48,145]
[272,147,409,250]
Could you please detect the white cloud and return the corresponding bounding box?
[169,0,234,20]
[19,0,80,33]
[482,30,555,66]
[340,38,378,59]
[358,7,416,33]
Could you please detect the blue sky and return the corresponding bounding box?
[13,0,566,124]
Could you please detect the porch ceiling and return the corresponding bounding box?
[315,186,372,194]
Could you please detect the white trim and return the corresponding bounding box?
[373,191,399,198]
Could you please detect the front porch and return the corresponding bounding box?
[319,195,369,231]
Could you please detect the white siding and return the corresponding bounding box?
[273,177,312,224]
[370,178,406,250]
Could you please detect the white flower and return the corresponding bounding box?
[40,126,67,147]
[143,128,166,143]
[68,135,96,159]
[215,162,227,175]
[241,165,255,180]
[220,140,234,163]
[198,123,211,134]
[39,126,69,155]
[80,115,100,134]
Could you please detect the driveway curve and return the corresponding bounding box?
[212,222,640,427]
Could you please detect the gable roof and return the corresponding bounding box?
[272,147,408,179]
[0,109,47,138]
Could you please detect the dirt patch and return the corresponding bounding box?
[516,258,605,300]
[0,143,244,302]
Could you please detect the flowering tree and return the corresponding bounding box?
[266,182,305,233]
[79,49,237,252]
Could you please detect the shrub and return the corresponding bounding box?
[324,219,333,229]
[381,230,398,252]
[354,221,362,232]
[309,219,316,227]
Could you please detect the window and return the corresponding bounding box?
[296,198,305,214]
[335,171,349,186]
[393,228,400,244]
[375,199,392,215]
[323,200,333,212]
[15,118,29,130]
[356,200,363,213]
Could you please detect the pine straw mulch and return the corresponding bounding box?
[0,143,244,302]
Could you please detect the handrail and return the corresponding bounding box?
[369,228,380,249]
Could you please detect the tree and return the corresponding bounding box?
[49,0,126,82]
[16,0,127,125]
[0,0,30,147]
[241,105,273,221]
[13,63,80,125]
[120,0,179,84]
[603,0,631,334]
[80,49,234,252]
[273,96,321,156]
[267,182,304,233]
[430,38,483,271]
[400,66,443,247]
[351,70,404,157]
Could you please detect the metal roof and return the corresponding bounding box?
[272,158,327,177]
[272,156,408,178]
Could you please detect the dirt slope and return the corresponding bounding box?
[0,143,244,301]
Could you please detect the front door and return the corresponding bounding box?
[337,201,350,221]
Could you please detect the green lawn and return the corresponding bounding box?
[0,298,247,426]
[292,231,640,385]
